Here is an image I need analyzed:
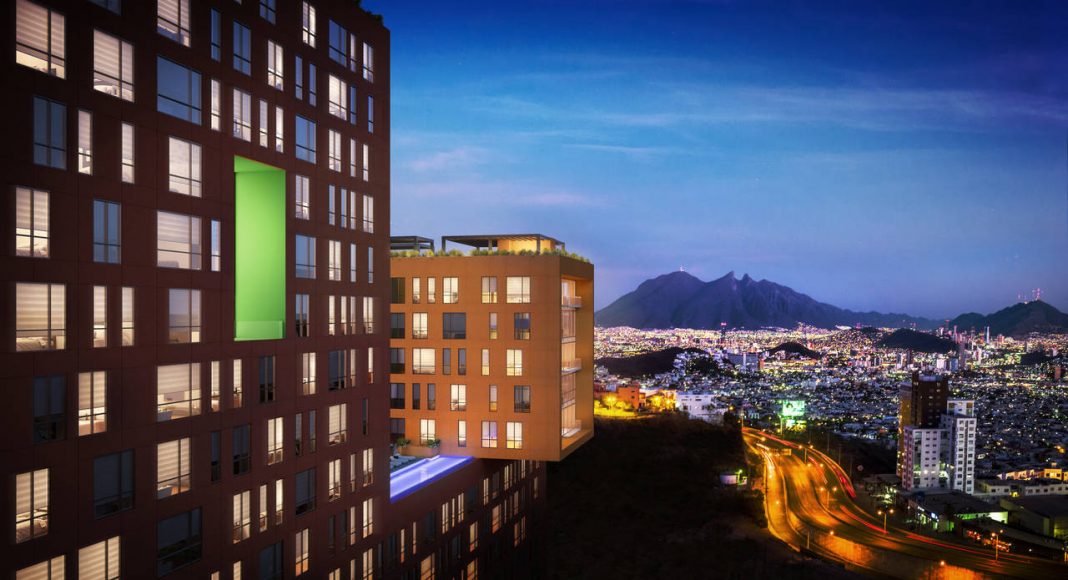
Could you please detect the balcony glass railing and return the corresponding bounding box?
[561,295,582,308]
[561,358,582,373]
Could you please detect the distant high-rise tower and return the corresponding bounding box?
[897,372,949,479]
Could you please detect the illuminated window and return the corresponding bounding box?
[481,421,497,448]
[458,420,467,447]
[295,529,310,575]
[362,498,374,537]
[295,175,311,219]
[413,313,428,339]
[168,137,202,196]
[450,384,467,411]
[156,438,191,498]
[481,349,490,376]
[78,110,92,174]
[16,556,64,579]
[232,88,252,141]
[267,417,284,465]
[121,123,135,182]
[14,468,49,543]
[506,350,523,376]
[328,240,342,280]
[412,348,435,374]
[233,359,243,407]
[419,554,433,580]
[92,30,133,101]
[506,277,531,303]
[78,371,107,435]
[78,536,120,579]
[362,143,370,181]
[442,277,458,304]
[15,186,49,258]
[362,42,374,82]
[302,2,317,46]
[328,130,342,172]
[301,352,316,394]
[92,286,107,347]
[275,106,285,152]
[210,361,220,411]
[489,385,498,412]
[210,79,222,131]
[15,0,65,78]
[362,448,374,486]
[168,289,201,343]
[328,404,347,445]
[157,363,200,421]
[232,491,251,543]
[363,296,376,333]
[363,195,374,233]
[328,459,342,500]
[258,99,269,147]
[328,75,347,119]
[16,283,65,351]
[506,422,523,449]
[419,419,436,445]
[157,0,190,46]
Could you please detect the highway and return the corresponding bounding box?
[745,428,1068,579]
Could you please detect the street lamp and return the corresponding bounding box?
[991,529,1005,561]
[876,508,894,532]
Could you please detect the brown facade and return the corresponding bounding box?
[389,253,595,462]
[1,0,393,577]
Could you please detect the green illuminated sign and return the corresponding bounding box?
[234,156,286,341]
[780,400,806,418]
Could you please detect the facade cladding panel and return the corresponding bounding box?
[0,0,391,577]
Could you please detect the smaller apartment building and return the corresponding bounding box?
[387,235,594,462]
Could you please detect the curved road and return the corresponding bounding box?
[745,428,1068,579]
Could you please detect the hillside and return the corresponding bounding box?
[876,329,957,354]
[769,341,821,359]
[597,271,934,330]
[950,301,1068,338]
[595,347,705,377]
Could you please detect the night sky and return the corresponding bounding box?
[365,0,1068,318]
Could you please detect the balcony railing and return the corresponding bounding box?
[561,358,582,373]
[561,295,582,308]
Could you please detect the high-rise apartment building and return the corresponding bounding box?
[941,400,977,494]
[1,1,391,577]
[897,372,949,479]
[387,235,595,462]
[898,375,978,495]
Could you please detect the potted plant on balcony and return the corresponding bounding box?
[394,437,411,456]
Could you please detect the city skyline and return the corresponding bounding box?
[373,0,1068,319]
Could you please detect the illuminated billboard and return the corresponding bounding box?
[779,399,807,431]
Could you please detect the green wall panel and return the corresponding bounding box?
[234,156,286,341]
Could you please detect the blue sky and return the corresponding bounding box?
[365,0,1068,319]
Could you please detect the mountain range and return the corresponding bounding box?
[596,271,1068,335]
[596,271,937,330]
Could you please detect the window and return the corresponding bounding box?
[413,313,428,339]
[233,424,251,475]
[362,144,370,181]
[481,349,490,375]
[75,371,107,436]
[349,138,357,177]
[32,375,65,443]
[328,349,355,390]
[257,39,284,90]
[79,536,120,580]
[94,450,133,518]
[506,422,522,448]
[258,99,269,147]
[33,97,66,169]
[14,468,49,543]
[328,459,342,501]
[301,352,316,394]
[507,315,530,344]
[349,87,358,125]
[295,235,316,278]
[233,22,251,74]
[78,110,92,174]
[308,62,317,105]
[15,0,65,78]
[157,57,201,124]
[210,361,220,411]
[363,42,374,81]
[92,286,107,347]
[16,186,49,258]
[295,529,310,575]
[260,0,277,23]
[390,313,404,339]
[489,385,498,412]
[259,356,276,403]
[363,296,376,333]
[157,508,202,576]
[362,498,374,537]
[211,220,221,272]
[168,289,201,343]
[350,243,358,282]
[302,2,317,45]
[506,277,531,303]
[157,211,201,269]
[157,363,200,421]
[295,55,304,99]
[328,404,348,445]
[157,0,190,46]
[442,277,458,304]
[328,240,342,280]
[210,9,221,60]
[512,386,532,415]
[210,79,222,130]
[233,491,251,543]
[457,348,467,376]
[368,95,375,132]
[442,348,452,375]
[274,480,284,524]
[93,30,134,101]
[233,89,252,141]
[419,419,436,445]
[362,448,375,486]
[157,438,191,498]
[443,313,466,339]
[489,312,498,339]
[390,348,405,374]
[413,348,435,374]
[328,130,342,171]
[389,383,405,409]
[121,123,135,182]
[481,277,498,303]
[295,115,316,163]
[481,422,497,448]
[362,195,374,233]
[15,283,65,351]
[295,293,309,337]
[92,200,121,263]
[457,420,467,448]
[328,75,348,119]
[295,468,316,515]
[450,384,467,411]
[168,137,203,196]
[260,542,283,580]
[412,383,421,410]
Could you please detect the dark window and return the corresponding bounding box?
[514,313,531,340]
[390,383,405,409]
[427,383,436,411]
[233,424,251,475]
[458,348,467,376]
[328,349,348,390]
[390,313,405,339]
[93,449,134,517]
[412,383,421,410]
[32,375,65,443]
[295,413,303,456]
[390,418,405,440]
[157,508,202,576]
[308,409,317,453]
[157,57,201,124]
[210,10,221,60]
[210,430,221,482]
[232,22,251,74]
[362,398,369,435]
[514,386,531,413]
[295,468,316,515]
[295,115,316,163]
[390,348,405,373]
[442,348,451,375]
[259,356,275,402]
[390,277,405,304]
[327,514,336,550]
[92,199,121,263]
[259,541,283,580]
[33,96,66,169]
[442,313,466,339]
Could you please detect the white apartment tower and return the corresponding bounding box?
[941,399,977,494]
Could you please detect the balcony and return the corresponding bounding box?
[562,295,582,308]
[562,358,582,374]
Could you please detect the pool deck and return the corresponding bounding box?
[389,455,475,502]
